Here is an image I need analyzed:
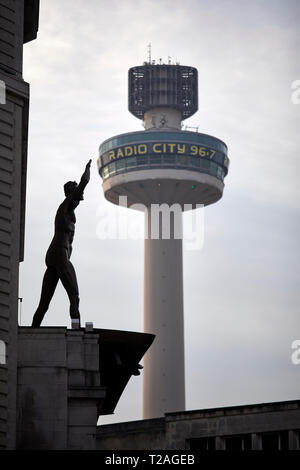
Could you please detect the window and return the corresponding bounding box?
[191,158,200,168]
[201,159,210,170]
[176,156,189,167]
[210,162,218,176]
[261,432,288,451]
[125,157,137,168]
[214,153,223,165]
[261,433,279,450]
[137,156,148,166]
[150,155,162,165]
[102,167,109,179]
[189,437,216,451]
[116,160,125,171]
[217,167,224,181]
[163,155,175,166]
[108,162,116,176]
[225,434,252,450]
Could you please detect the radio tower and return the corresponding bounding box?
[98,59,229,418]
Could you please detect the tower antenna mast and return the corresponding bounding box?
[147,43,152,64]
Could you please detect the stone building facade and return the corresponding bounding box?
[97,400,300,451]
[0,0,39,449]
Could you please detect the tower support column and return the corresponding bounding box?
[143,207,185,418]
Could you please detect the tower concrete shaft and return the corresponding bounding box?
[143,208,185,418]
[99,61,229,420]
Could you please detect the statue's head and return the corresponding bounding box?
[64,181,78,196]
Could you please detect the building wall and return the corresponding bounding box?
[0,0,38,449]
[97,418,166,450]
[96,400,300,451]
[17,327,106,450]
[0,0,24,77]
[0,73,29,450]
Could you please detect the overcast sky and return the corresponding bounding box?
[20,0,300,425]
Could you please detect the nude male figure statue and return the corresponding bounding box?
[31,160,91,327]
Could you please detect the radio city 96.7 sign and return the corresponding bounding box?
[99,141,229,170]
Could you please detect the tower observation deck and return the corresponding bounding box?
[98,62,229,419]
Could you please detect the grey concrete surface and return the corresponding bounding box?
[17,327,105,450]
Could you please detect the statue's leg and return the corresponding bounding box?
[58,261,80,324]
[31,267,59,327]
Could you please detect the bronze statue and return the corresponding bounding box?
[31,160,92,327]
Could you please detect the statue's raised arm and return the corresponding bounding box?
[65,159,92,204]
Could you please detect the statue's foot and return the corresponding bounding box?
[71,318,81,329]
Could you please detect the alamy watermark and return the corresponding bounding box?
[291,80,300,104]
[0,340,6,365]
[96,196,204,251]
[291,340,300,365]
[0,80,6,104]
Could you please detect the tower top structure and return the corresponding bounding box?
[98,61,228,209]
[128,63,198,121]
